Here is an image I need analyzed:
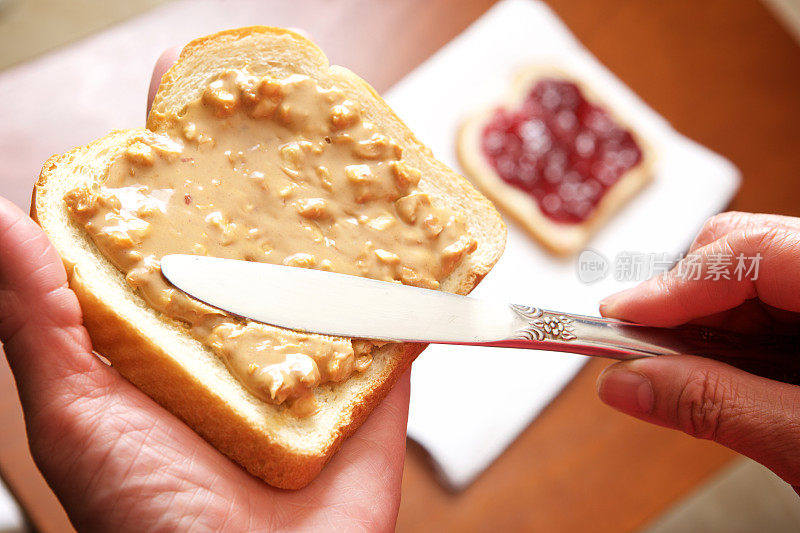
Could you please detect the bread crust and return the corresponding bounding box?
[457,65,654,255]
[32,27,505,489]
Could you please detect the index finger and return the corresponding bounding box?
[689,212,800,253]
[600,226,800,326]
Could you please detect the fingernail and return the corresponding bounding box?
[597,368,654,415]
[599,289,628,313]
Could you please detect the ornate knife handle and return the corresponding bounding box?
[492,305,800,386]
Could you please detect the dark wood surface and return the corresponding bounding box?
[1,1,799,531]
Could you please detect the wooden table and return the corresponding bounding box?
[1,1,799,531]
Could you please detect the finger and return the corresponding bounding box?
[600,225,800,326]
[318,368,410,480]
[0,197,107,428]
[689,212,800,252]
[0,197,97,391]
[292,369,411,527]
[597,356,800,484]
[672,298,800,333]
[677,298,775,332]
[147,46,182,114]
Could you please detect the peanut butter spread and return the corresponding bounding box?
[64,70,477,415]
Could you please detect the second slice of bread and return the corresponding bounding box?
[458,65,654,255]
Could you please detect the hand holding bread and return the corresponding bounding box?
[0,45,417,531]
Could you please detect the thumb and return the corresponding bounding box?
[147,46,181,114]
[597,355,800,485]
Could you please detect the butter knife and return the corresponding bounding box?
[161,254,800,385]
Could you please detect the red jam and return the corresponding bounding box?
[481,79,642,224]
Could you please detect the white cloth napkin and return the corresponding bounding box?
[384,0,741,489]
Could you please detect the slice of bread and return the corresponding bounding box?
[32,27,506,489]
[458,65,654,255]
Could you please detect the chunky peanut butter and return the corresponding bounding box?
[64,70,476,415]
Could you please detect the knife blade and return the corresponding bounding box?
[160,254,516,343]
